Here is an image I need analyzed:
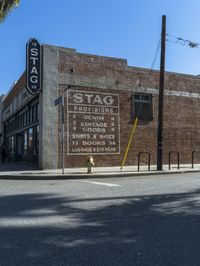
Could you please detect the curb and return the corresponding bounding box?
[1,168,200,180]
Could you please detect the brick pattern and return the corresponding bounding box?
[3,46,200,169]
[57,49,200,168]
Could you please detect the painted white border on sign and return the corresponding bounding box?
[67,89,120,155]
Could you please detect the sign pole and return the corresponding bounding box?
[55,94,65,174]
[62,95,65,175]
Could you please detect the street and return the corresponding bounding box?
[0,173,200,266]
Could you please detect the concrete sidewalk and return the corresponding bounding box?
[0,162,200,179]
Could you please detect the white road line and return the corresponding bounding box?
[81,180,121,187]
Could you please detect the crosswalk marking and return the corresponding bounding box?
[81,180,121,187]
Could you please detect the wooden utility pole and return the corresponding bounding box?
[157,15,166,170]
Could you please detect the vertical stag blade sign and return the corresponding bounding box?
[26,38,42,95]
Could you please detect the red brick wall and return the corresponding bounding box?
[5,47,200,168]
[57,50,200,168]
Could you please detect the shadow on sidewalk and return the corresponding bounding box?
[0,162,38,172]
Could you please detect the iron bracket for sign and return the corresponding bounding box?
[138,152,151,172]
[168,151,180,170]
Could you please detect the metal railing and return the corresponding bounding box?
[192,150,200,168]
[169,151,180,170]
[138,152,151,172]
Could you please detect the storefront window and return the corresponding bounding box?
[24,112,27,127]
[24,130,28,154]
[8,136,15,155]
[34,125,39,155]
[28,128,33,153]
[11,136,14,154]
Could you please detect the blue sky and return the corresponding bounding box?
[1,0,200,94]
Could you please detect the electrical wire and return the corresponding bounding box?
[166,34,200,49]
[150,36,161,70]
[150,34,200,72]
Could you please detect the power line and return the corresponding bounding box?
[166,34,200,49]
[150,33,199,71]
[151,37,161,70]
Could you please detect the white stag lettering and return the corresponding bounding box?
[72,93,114,106]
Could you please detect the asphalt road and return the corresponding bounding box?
[0,172,200,266]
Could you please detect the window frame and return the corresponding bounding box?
[132,93,153,122]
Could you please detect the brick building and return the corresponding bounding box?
[1,41,200,169]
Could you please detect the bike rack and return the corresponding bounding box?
[192,150,200,168]
[138,152,151,172]
[169,151,180,170]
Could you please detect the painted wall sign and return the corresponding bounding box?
[67,90,120,155]
[26,38,42,95]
